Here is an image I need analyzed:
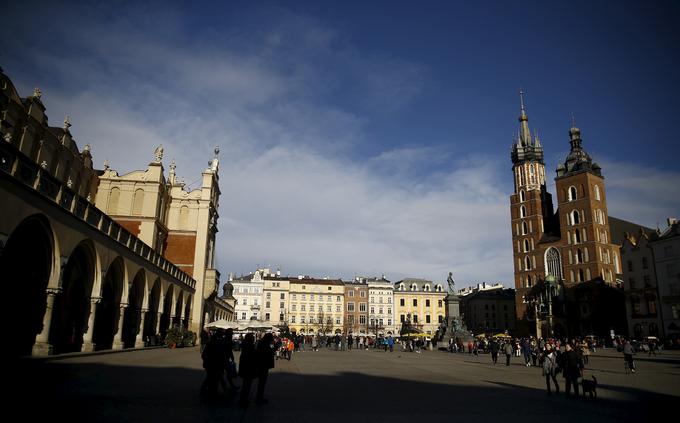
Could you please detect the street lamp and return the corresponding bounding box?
[542,275,561,338]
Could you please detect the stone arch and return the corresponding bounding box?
[93,256,126,350]
[183,293,192,329]
[160,284,174,337]
[122,268,146,348]
[174,290,184,327]
[51,239,98,354]
[1,214,56,356]
[146,277,162,340]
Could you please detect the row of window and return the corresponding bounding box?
[290,294,342,301]
[347,290,367,298]
[291,304,342,313]
[265,292,286,300]
[565,184,602,202]
[290,316,341,325]
[370,297,392,303]
[398,298,443,307]
[396,284,444,292]
[399,314,444,324]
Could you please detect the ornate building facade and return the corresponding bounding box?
[394,278,446,336]
[0,69,229,356]
[509,94,621,336]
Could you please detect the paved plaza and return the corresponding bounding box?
[12,346,679,422]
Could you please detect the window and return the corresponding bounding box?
[280,302,285,309]
[426,315,431,323]
[266,301,271,308]
[438,300,443,307]
[301,305,306,311]
[400,314,406,322]
[519,190,525,202]
[265,313,270,321]
[400,298,405,306]
[438,315,444,323]
[279,313,284,321]
[524,239,530,252]
[291,316,296,323]
[426,299,431,307]
[520,205,526,218]
[370,306,375,314]
[594,185,601,201]
[327,305,332,312]
[413,299,418,306]
[336,295,340,302]
[280,293,285,299]
[336,306,341,312]
[347,302,355,312]
[568,186,577,201]
[360,291,366,297]
[266,293,271,299]
[360,315,367,324]
[525,256,532,270]
[243,299,248,305]
[292,304,297,311]
[241,312,246,320]
[310,305,315,312]
[359,303,367,312]
[349,290,355,297]
[413,315,418,323]
[522,221,528,235]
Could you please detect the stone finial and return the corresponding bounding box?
[103,159,110,170]
[169,159,176,173]
[154,145,164,163]
[33,87,42,98]
[63,115,72,131]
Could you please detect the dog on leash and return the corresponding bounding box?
[581,375,598,398]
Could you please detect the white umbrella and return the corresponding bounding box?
[205,319,240,330]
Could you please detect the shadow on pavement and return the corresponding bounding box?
[9,357,673,423]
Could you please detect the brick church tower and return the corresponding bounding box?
[509,94,621,329]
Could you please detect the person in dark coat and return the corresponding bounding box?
[255,333,276,405]
[238,333,257,407]
[201,329,228,399]
[562,343,583,397]
[222,329,239,391]
[490,340,500,365]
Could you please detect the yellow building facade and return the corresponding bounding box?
[394,278,447,335]
[288,278,345,335]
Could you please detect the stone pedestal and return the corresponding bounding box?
[445,293,460,326]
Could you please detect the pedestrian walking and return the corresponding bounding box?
[542,345,559,396]
[490,339,499,365]
[504,341,513,366]
[561,343,583,397]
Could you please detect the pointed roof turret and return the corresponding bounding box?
[511,91,544,165]
[518,90,532,146]
[556,117,602,179]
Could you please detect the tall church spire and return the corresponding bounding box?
[518,90,532,146]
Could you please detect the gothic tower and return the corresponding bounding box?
[554,120,619,287]
[509,92,555,319]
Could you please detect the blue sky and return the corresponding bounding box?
[2,1,679,287]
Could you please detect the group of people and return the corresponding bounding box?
[200,329,275,408]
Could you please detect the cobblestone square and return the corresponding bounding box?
[12,347,679,422]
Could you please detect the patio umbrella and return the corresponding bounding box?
[205,319,240,330]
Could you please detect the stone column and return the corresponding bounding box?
[155,311,163,335]
[32,288,61,356]
[112,303,128,350]
[135,309,148,348]
[81,297,102,352]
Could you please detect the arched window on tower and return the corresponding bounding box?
[519,190,525,202]
[576,248,583,264]
[525,256,532,271]
[522,221,528,235]
[527,275,532,287]
[594,185,601,201]
[571,210,580,225]
[578,268,585,282]
[574,230,581,244]
[523,239,530,252]
[520,205,526,218]
[568,186,577,201]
